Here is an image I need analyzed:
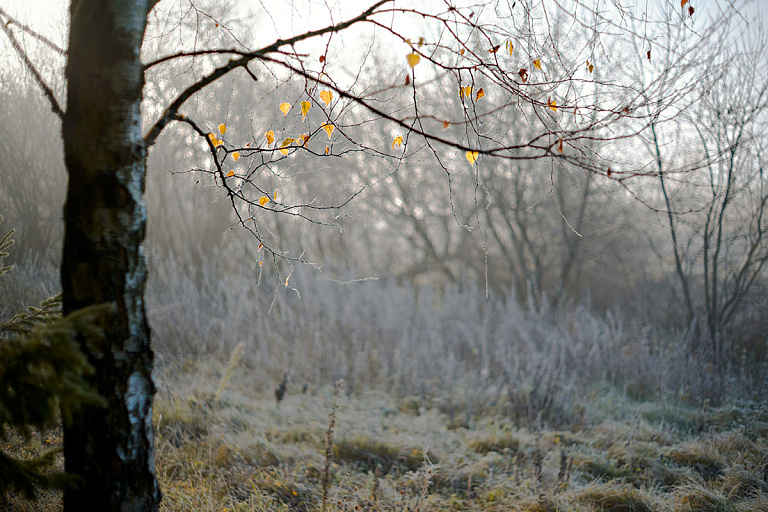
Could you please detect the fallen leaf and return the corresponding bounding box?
[320,90,333,106]
[322,122,334,139]
[406,52,421,68]
[279,102,291,115]
[392,136,404,150]
[466,150,479,165]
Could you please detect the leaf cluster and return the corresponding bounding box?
[0,217,107,504]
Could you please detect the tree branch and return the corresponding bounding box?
[143,0,391,147]
[0,9,64,118]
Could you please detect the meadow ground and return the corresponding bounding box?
[3,260,767,511]
[7,360,768,511]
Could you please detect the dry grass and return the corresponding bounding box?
[5,360,768,512]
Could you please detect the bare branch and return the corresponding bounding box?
[142,0,391,147]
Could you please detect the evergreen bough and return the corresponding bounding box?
[0,214,108,504]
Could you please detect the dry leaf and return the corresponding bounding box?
[300,101,311,121]
[476,87,485,101]
[443,120,450,129]
[548,97,557,112]
[324,146,330,155]
[279,137,296,155]
[518,68,528,83]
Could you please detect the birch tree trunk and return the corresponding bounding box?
[61,0,160,510]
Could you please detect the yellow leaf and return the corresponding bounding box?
[299,134,310,146]
[219,123,227,134]
[322,122,334,139]
[466,151,479,165]
[476,87,485,101]
[279,102,291,115]
[259,196,270,206]
[279,137,296,155]
[232,151,240,161]
[273,190,278,201]
[301,101,311,121]
[208,133,222,147]
[459,49,465,55]
[507,40,514,56]
[548,97,557,112]
[258,243,263,251]
[266,130,275,145]
[460,86,472,98]
[325,146,330,155]
[320,90,333,106]
[418,36,425,47]
[533,59,541,71]
[392,136,404,150]
[406,52,421,68]
[226,170,235,177]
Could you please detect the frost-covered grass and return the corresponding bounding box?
[4,252,768,510]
